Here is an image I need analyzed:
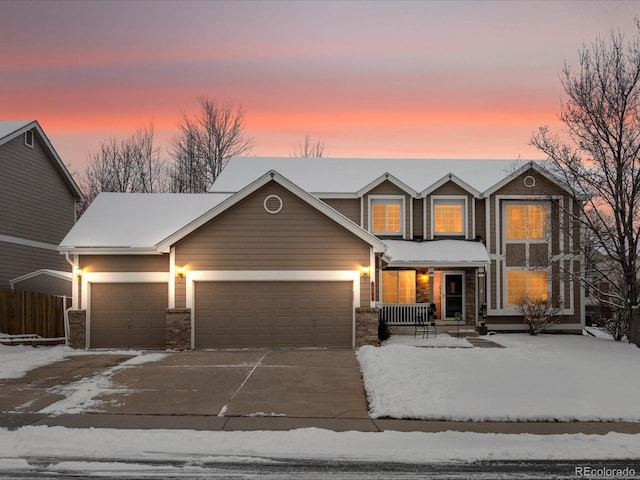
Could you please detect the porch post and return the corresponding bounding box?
[477,267,486,325]
[428,267,434,307]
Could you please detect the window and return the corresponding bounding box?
[506,204,547,240]
[371,199,402,235]
[506,270,548,304]
[382,270,416,303]
[24,130,34,148]
[434,199,464,235]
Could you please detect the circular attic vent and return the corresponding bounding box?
[263,194,283,214]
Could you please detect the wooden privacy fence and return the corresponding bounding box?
[0,288,67,338]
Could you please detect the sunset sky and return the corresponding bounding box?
[2,0,639,174]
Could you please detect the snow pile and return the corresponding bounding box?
[358,334,640,421]
[1,426,639,465]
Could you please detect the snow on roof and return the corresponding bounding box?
[384,239,490,267]
[59,193,231,251]
[0,120,34,143]
[211,157,527,196]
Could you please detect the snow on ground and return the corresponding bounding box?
[0,345,75,380]
[41,352,167,415]
[1,426,640,465]
[384,332,472,348]
[358,333,640,421]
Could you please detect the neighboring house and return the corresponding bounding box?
[59,157,586,350]
[0,121,84,296]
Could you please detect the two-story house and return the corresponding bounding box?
[58,157,585,349]
[0,121,84,296]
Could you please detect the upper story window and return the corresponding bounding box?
[24,130,34,148]
[370,197,403,235]
[433,198,465,235]
[505,203,547,241]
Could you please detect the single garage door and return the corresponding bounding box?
[90,283,168,349]
[194,281,353,348]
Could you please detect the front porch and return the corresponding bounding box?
[377,239,491,327]
[378,268,482,326]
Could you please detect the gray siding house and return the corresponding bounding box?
[59,157,586,350]
[0,121,84,295]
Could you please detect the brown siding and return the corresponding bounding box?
[505,244,526,266]
[80,255,169,273]
[322,198,361,225]
[176,182,370,271]
[412,198,423,238]
[475,199,486,242]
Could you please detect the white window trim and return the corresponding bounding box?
[368,195,405,237]
[504,266,551,309]
[503,201,550,244]
[430,195,468,238]
[24,130,34,148]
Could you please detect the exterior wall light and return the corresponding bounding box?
[75,268,83,278]
[175,266,186,278]
[360,265,371,278]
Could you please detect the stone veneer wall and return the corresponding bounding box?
[166,308,191,350]
[355,307,380,347]
[67,310,87,349]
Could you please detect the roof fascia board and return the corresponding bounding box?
[387,260,490,268]
[420,173,480,197]
[157,170,388,254]
[357,172,418,198]
[10,269,72,284]
[57,247,161,255]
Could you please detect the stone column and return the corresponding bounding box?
[67,310,87,349]
[166,308,191,350]
[355,307,380,347]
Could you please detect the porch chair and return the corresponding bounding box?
[414,305,437,339]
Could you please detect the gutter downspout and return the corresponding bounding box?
[63,252,75,346]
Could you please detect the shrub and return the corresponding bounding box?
[378,317,391,342]
[516,296,562,335]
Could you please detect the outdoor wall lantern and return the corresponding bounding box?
[75,268,83,278]
[175,266,187,278]
[360,265,371,278]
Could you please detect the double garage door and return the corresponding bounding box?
[90,280,353,349]
[196,281,353,348]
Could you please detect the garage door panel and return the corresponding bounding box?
[91,283,167,349]
[195,281,353,348]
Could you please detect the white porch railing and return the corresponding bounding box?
[379,303,431,326]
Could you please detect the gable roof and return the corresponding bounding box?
[210,157,524,197]
[157,170,387,254]
[59,171,387,255]
[58,192,232,253]
[0,120,84,201]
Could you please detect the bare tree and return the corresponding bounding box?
[531,23,640,346]
[292,133,326,158]
[79,123,164,214]
[169,97,252,192]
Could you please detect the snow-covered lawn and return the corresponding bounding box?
[358,332,640,421]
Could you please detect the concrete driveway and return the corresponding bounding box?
[0,349,369,420]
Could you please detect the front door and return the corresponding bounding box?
[443,273,464,319]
